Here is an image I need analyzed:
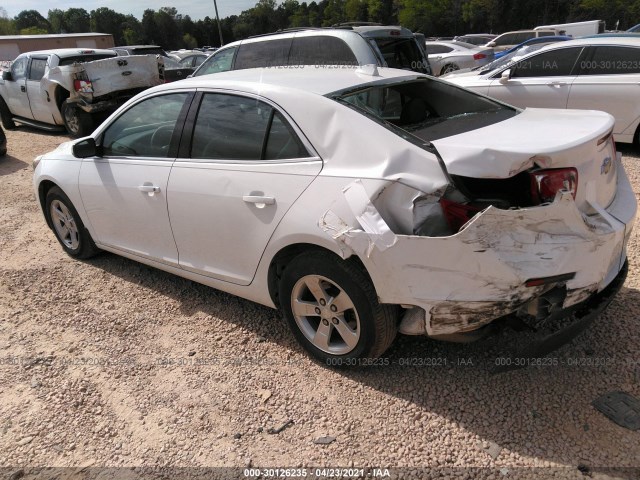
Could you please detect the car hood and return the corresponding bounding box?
[431,107,615,178]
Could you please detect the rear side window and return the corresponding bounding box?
[581,46,640,75]
[511,47,582,78]
[234,39,292,70]
[537,31,555,37]
[28,58,47,81]
[289,36,358,66]
[191,93,308,161]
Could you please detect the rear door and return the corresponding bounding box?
[568,45,640,141]
[167,91,322,285]
[488,46,584,109]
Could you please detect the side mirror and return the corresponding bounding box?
[499,69,512,84]
[72,138,100,158]
[2,70,12,81]
[487,41,497,48]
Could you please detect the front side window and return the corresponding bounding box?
[194,47,237,76]
[335,78,518,143]
[11,57,27,80]
[234,39,293,70]
[191,93,308,161]
[510,47,582,78]
[581,46,640,75]
[101,93,188,157]
[28,58,47,81]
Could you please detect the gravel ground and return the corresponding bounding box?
[0,126,639,480]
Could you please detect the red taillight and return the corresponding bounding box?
[529,168,578,204]
[74,79,93,93]
[440,198,482,233]
[473,53,487,60]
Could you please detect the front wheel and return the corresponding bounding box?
[61,100,93,138]
[0,96,16,130]
[45,186,100,259]
[279,252,397,365]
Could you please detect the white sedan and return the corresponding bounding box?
[424,40,494,76]
[444,37,640,144]
[33,66,635,363]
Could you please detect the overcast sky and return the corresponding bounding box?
[4,0,259,21]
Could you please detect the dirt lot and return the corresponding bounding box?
[1,126,639,480]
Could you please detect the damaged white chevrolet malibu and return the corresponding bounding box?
[33,66,636,364]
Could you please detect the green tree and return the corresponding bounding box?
[0,7,16,35]
[48,9,66,33]
[64,8,90,33]
[14,10,51,32]
[183,33,198,49]
[322,0,347,26]
[345,0,368,21]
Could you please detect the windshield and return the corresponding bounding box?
[370,38,430,74]
[334,78,518,144]
[478,44,548,74]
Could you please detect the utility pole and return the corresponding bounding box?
[212,0,224,46]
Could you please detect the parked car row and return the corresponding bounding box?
[444,36,640,144]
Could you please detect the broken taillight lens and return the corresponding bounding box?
[73,79,93,93]
[440,198,482,233]
[473,53,487,60]
[529,168,578,204]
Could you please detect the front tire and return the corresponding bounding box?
[61,100,93,138]
[279,252,397,365]
[45,186,99,259]
[0,96,16,130]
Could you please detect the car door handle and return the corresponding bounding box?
[138,185,160,196]
[547,81,568,87]
[243,195,275,208]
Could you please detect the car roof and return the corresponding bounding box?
[151,66,419,97]
[19,48,116,58]
[535,36,640,48]
[114,45,163,49]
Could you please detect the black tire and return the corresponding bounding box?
[0,126,6,156]
[61,100,94,138]
[0,96,16,130]
[45,186,100,259]
[441,63,460,75]
[279,251,397,365]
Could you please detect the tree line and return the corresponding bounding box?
[0,0,638,51]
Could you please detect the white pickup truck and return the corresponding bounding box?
[0,48,164,137]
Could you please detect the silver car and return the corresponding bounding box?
[424,41,494,75]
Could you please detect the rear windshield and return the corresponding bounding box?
[334,78,518,143]
[370,38,429,73]
[131,48,167,57]
[57,54,116,66]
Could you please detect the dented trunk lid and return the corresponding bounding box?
[431,108,618,211]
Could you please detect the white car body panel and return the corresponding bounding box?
[168,159,323,285]
[78,157,179,266]
[33,67,636,338]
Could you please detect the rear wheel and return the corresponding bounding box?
[441,63,460,75]
[279,252,397,365]
[0,96,16,130]
[45,186,99,259]
[61,100,93,138]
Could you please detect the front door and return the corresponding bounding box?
[78,92,192,266]
[488,47,584,109]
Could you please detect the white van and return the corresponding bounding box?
[535,20,605,37]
